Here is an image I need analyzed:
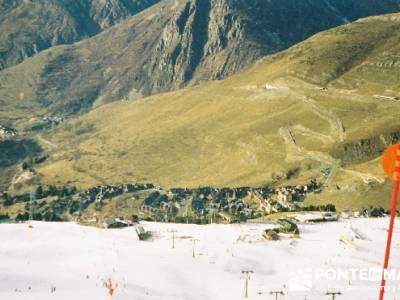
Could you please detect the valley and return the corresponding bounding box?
[2,3,400,299]
[1,4,400,220]
[29,14,400,212]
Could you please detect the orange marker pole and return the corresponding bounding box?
[379,180,400,299]
[379,144,400,300]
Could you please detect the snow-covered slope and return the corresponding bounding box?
[0,219,399,299]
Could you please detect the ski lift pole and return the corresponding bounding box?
[379,144,400,300]
[241,270,253,298]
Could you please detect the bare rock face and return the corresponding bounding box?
[1,0,400,116]
[148,0,259,91]
[0,0,160,70]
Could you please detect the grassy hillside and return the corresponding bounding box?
[29,13,400,211]
[1,0,399,124]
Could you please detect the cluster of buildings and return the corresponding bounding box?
[0,125,17,139]
[41,115,64,126]
[139,182,321,220]
[79,183,155,204]
[2,180,324,223]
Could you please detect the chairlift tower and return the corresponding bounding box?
[168,229,177,249]
[326,290,342,300]
[270,290,284,300]
[241,270,254,298]
[191,238,199,258]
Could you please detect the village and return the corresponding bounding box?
[139,182,323,223]
[1,178,385,228]
[0,180,329,224]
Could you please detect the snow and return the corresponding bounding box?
[1,218,400,300]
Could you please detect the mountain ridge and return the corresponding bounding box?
[0,0,161,70]
[1,0,399,123]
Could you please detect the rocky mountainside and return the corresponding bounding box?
[27,13,400,211]
[1,0,399,120]
[0,0,160,70]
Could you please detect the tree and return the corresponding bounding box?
[325,204,336,212]
[15,212,29,222]
[3,194,13,206]
[43,211,61,221]
[35,186,43,198]
[33,212,43,221]
[21,161,30,170]
[131,214,139,223]
[0,213,9,220]
[48,185,57,196]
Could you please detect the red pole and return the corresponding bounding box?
[379,179,400,299]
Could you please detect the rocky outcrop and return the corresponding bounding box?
[0,0,160,70]
[331,130,400,164]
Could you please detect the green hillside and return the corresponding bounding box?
[1,0,399,124]
[30,13,400,211]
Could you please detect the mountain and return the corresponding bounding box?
[1,0,399,122]
[27,13,400,211]
[0,0,161,70]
